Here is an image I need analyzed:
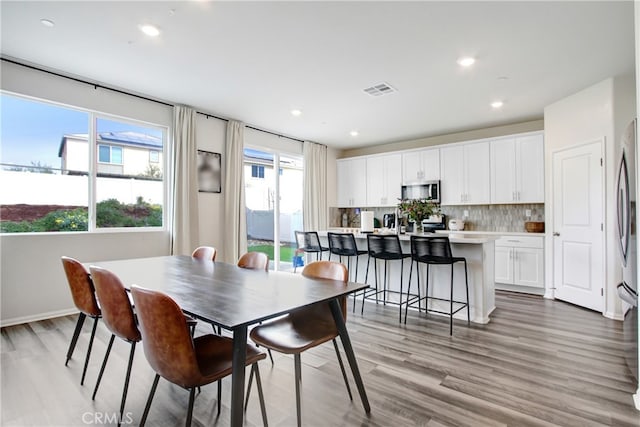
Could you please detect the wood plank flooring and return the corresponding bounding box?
[2,291,639,426]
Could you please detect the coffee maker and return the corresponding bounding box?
[382,213,396,229]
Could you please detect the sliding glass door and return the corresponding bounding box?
[244,148,303,271]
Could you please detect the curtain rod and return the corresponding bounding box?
[1,57,304,143]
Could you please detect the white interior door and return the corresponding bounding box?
[552,141,604,311]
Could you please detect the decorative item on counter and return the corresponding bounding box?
[360,211,374,233]
[524,221,545,233]
[397,198,439,232]
[342,212,348,228]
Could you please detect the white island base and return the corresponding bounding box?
[318,230,497,324]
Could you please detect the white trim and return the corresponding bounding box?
[0,308,78,328]
[633,388,640,411]
[603,310,624,321]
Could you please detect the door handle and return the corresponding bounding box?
[553,232,560,236]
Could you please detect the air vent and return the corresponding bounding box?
[363,82,397,97]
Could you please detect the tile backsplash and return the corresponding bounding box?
[330,204,544,233]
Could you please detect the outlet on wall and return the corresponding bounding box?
[525,209,532,218]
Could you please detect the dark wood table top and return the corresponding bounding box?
[88,256,368,329]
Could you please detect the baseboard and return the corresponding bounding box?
[0,308,79,328]
[604,310,624,321]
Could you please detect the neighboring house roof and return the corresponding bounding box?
[58,131,163,157]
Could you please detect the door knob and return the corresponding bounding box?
[553,232,560,236]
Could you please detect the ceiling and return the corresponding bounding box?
[0,1,635,149]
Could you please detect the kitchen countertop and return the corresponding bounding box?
[326,228,544,238]
[321,229,498,244]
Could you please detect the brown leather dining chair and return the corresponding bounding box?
[89,266,141,427]
[237,251,269,272]
[131,285,268,427]
[61,256,101,386]
[192,246,217,261]
[248,261,353,427]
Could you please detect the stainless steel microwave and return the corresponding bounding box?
[401,180,440,203]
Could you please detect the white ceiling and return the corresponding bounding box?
[0,1,635,149]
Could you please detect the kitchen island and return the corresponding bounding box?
[317,230,497,324]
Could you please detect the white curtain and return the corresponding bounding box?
[303,141,328,231]
[223,120,248,263]
[170,105,199,255]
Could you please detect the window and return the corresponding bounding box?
[0,93,166,233]
[149,150,159,163]
[98,145,123,164]
[251,164,265,178]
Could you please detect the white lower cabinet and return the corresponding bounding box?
[495,235,544,292]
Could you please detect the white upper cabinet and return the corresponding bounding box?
[366,154,402,207]
[336,158,367,207]
[402,148,440,183]
[490,133,544,203]
[440,141,490,205]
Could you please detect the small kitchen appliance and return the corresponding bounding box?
[422,215,446,232]
[383,213,396,229]
[401,180,440,203]
[448,218,465,231]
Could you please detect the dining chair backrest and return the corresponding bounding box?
[192,246,217,261]
[237,251,269,272]
[90,266,140,343]
[410,235,454,262]
[327,232,359,257]
[295,231,323,252]
[131,286,201,388]
[292,261,348,322]
[366,234,404,260]
[61,256,101,317]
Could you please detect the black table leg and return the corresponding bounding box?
[329,299,371,413]
[230,326,248,427]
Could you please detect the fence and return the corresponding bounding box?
[246,209,303,243]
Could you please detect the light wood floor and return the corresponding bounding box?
[2,291,639,426]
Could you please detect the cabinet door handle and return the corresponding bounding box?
[553,232,560,237]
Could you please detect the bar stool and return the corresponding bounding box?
[405,235,470,335]
[363,234,411,322]
[327,232,368,312]
[294,231,329,273]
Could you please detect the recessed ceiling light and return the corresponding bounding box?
[350,130,359,137]
[457,57,475,67]
[491,101,504,109]
[40,19,55,28]
[290,109,302,117]
[140,24,160,37]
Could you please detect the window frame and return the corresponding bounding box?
[97,144,124,165]
[149,150,160,163]
[0,91,169,235]
[251,164,265,179]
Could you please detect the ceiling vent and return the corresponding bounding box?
[363,82,397,97]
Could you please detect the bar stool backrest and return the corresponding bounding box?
[327,232,359,257]
[366,234,403,259]
[295,231,323,252]
[410,235,453,262]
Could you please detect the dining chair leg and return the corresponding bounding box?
[267,348,274,365]
[186,387,196,427]
[66,313,86,365]
[294,353,302,427]
[140,374,160,427]
[244,364,255,411]
[253,364,268,427]
[332,339,353,401]
[217,379,222,415]
[118,342,136,427]
[81,316,100,386]
[92,334,115,399]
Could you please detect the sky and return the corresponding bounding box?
[0,94,163,170]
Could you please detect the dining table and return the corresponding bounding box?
[88,255,371,426]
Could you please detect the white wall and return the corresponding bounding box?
[194,114,226,255]
[543,74,636,321]
[0,61,173,326]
